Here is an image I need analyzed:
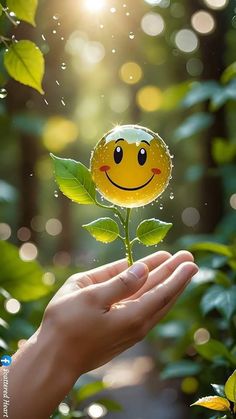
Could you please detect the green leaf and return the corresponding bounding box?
[224,370,236,402]
[160,81,191,110]
[190,242,233,257]
[160,360,201,379]
[76,381,107,403]
[201,285,236,320]
[221,62,236,84]
[0,4,2,16]
[0,241,51,301]
[4,40,44,94]
[50,154,96,205]
[136,218,172,246]
[96,398,123,412]
[211,384,225,398]
[210,80,236,111]
[83,218,119,243]
[191,396,230,411]
[174,112,214,141]
[7,0,38,26]
[195,339,236,365]
[182,81,220,108]
[212,138,236,165]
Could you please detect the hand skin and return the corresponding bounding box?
[0,250,198,419]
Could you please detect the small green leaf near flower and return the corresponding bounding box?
[224,370,236,402]
[4,40,44,94]
[7,0,38,26]
[83,218,119,243]
[50,154,96,205]
[136,218,172,246]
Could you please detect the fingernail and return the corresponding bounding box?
[188,263,199,277]
[128,262,148,281]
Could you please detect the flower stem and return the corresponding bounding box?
[95,200,125,226]
[125,208,133,266]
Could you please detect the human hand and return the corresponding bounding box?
[43,250,198,378]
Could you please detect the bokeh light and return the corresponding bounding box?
[5,298,21,314]
[86,403,107,418]
[17,227,31,242]
[181,207,200,227]
[186,58,203,76]
[35,156,53,181]
[230,193,236,209]
[119,62,143,85]
[0,223,11,240]
[53,251,71,266]
[42,272,56,286]
[45,218,62,236]
[141,12,165,36]
[31,215,45,232]
[19,242,38,261]
[109,88,131,113]
[136,86,163,111]
[82,41,105,65]
[194,328,210,345]
[203,0,228,10]
[191,10,215,35]
[42,116,78,152]
[181,377,199,394]
[175,29,199,53]
[85,0,105,13]
[58,402,70,415]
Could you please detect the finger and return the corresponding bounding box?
[125,250,194,300]
[138,262,198,319]
[72,251,171,284]
[94,262,149,308]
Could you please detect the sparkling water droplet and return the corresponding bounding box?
[160,204,163,210]
[110,7,116,13]
[61,37,64,41]
[123,4,127,7]
[112,48,116,53]
[57,22,61,26]
[56,80,60,86]
[100,24,104,29]
[52,30,57,34]
[54,191,59,198]
[129,32,135,39]
[0,88,7,99]
[53,14,59,20]
[126,12,130,16]
[61,62,66,70]
[170,192,174,200]
[9,11,16,17]
[41,34,46,41]
[44,98,49,105]
[29,173,33,177]
[61,98,66,106]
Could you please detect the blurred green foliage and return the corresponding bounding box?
[0,0,236,418]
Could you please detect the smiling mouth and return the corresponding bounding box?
[105,172,155,191]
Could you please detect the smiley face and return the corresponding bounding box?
[90,125,172,208]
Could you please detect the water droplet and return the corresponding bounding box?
[170,192,174,200]
[61,98,66,106]
[100,24,104,29]
[52,30,57,34]
[129,31,135,39]
[0,88,7,99]
[61,37,64,41]
[160,204,163,210]
[61,62,66,70]
[53,14,60,20]
[110,7,116,13]
[123,4,127,7]
[54,191,59,198]
[57,22,61,26]
[44,98,49,105]
[29,173,33,177]
[41,34,46,41]
[126,12,130,16]
[9,11,16,17]
[112,48,116,53]
[56,80,60,86]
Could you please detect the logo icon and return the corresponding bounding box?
[0,354,12,367]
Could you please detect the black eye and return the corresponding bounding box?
[114,146,123,164]
[138,148,147,166]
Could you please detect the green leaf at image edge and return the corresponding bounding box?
[224,370,236,402]
[137,218,172,246]
[50,154,96,205]
[4,40,44,94]
[83,218,119,243]
[7,0,38,26]
[0,4,2,16]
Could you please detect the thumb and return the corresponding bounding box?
[96,262,149,307]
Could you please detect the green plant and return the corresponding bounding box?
[50,153,172,266]
[191,370,236,419]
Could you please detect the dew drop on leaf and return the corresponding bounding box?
[129,32,135,39]
[0,88,7,99]
[54,191,59,198]
[170,192,174,200]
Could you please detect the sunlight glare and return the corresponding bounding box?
[85,0,105,13]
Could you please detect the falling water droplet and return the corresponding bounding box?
[53,14,59,20]
[61,98,66,106]
[123,4,127,7]
[61,37,64,41]
[54,191,59,198]
[57,22,61,26]
[61,62,66,70]
[112,48,116,53]
[126,12,130,16]
[44,98,49,105]
[110,7,116,13]
[0,88,7,99]
[160,204,163,210]
[129,32,135,39]
[29,173,33,177]
[56,80,60,86]
[41,34,46,41]
[170,192,174,200]
[52,30,57,34]
[100,24,104,29]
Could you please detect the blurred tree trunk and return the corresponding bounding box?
[187,0,226,232]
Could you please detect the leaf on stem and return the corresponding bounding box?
[224,370,236,402]
[136,218,172,246]
[191,396,230,411]
[4,40,44,94]
[50,154,96,205]
[7,0,38,26]
[83,218,119,243]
